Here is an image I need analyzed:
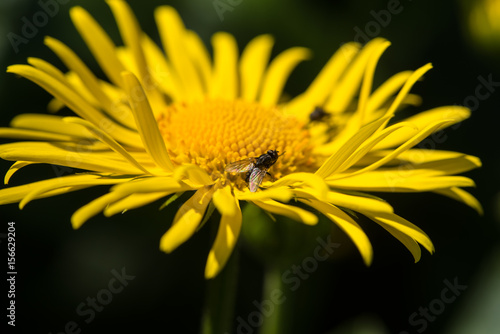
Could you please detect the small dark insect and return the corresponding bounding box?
[225,150,284,192]
[309,106,330,122]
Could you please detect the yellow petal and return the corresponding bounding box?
[363,211,435,254]
[205,187,242,279]
[107,0,165,113]
[374,106,471,149]
[63,117,151,174]
[0,128,79,142]
[121,71,174,171]
[72,191,127,229]
[210,32,238,100]
[240,34,274,101]
[327,172,475,192]
[286,42,360,120]
[44,37,137,130]
[304,199,373,266]
[357,41,391,126]
[315,116,390,178]
[235,186,293,202]
[259,47,311,106]
[0,142,144,174]
[324,38,387,113]
[141,34,183,100]
[382,63,433,118]
[185,30,212,92]
[4,161,34,184]
[0,174,125,206]
[7,65,141,147]
[173,164,215,186]
[154,6,204,100]
[70,6,126,87]
[19,174,129,209]
[160,187,215,253]
[366,71,413,113]
[326,191,393,214]
[379,223,422,262]
[434,187,483,215]
[252,199,318,225]
[104,192,168,217]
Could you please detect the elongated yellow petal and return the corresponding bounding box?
[374,106,471,149]
[210,32,238,100]
[327,191,393,214]
[70,6,127,87]
[160,187,214,253]
[173,164,214,186]
[7,65,141,147]
[382,63,433,118]
[10,113,93,138]
[63,117,151,174]
[27,57,67,83]
[336,119,458,180]
[44,37,137,130]
[324,38,387,113]
[0,128,79,142]
[327,173,475,192]
[379,223,422,262]
[335,122,411,173]
[141,34,183,100]
[0,174,123,206]
[19,174,130,209]
[357,41,391,126]
[259,47,311,105]
[111,177,193,196]
[104,192,168,217]
[366,71,413,113]
[235,186,293,202]
[240,34,274,101]
[286,42,360,119]
[185,30,212,92]
[155,6,204,100]
[4,161,35,184]
[205,186,242,279]
[252,199,318,225]
[434,187,483,215]
[72,191,127,229]
[363,211,435,254]
[304,199,373,266]
[107,0,166,113]
[315,116,390,178]
[121,71,174,171]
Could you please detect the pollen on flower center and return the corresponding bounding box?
[157,99,316,184]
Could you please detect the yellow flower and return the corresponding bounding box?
[0,1,481,279]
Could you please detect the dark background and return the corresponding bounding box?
[1,0,499,333]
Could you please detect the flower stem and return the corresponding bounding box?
[259,265,290,334]
[201,247,239,334]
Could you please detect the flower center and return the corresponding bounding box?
[157,99,316,186]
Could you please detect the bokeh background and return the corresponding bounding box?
[1,0,499,333]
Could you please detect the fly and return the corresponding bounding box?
[309,106,330,122]
[225,150,284,192]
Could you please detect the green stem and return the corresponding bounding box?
[260,265,290,334]
[201,247,239,334]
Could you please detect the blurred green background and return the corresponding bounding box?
[0,0,499,333]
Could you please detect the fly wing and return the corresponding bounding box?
[225,158,254,173]
[248,168,268,192]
